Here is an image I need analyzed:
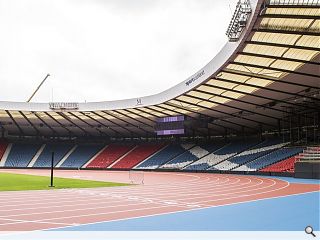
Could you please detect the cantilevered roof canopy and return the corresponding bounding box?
[0,0,319,138]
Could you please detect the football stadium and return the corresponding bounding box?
[0,0,319,239]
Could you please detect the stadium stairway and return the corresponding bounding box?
[110,143,165,169]
[160,143,224,170]
[135,143,195,169]
[185,140,258,171]
[27,144,46,167]
[85,144,136,169]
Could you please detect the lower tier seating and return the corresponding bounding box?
[185,140,258,171]
[86,144,135,168]
[111,143,164,169]
[259,156,299,173]
[234,147,304,171]
[33,143,73,167]
[135,143,193,169]
[211,139,288,171]
[59,144,104,168]
[5,143,41,167]
[260,146,320,172]
[160,143,223,169]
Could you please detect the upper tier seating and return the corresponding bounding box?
[211,139,288,171]
[135,143,194,169]
[86,144,135,169]
[234,147,304,171]
[5,143,41,167]
[161,143,223,169]
[111,143,164,169]
[33,143,73,167]
[59,144,104,168]
[0,142,8,161]
[185,140,258,171]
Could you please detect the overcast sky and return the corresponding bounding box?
[0,0,237,103]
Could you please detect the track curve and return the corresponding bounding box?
[0,169,318,231]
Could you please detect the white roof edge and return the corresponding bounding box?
[0,0,261,112]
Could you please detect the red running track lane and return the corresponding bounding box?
[0,169,319,231]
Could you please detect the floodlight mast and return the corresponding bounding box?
[27,73,50,102]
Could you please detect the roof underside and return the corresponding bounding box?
[0,0,319,139]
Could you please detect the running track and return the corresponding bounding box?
[0,169,319,231]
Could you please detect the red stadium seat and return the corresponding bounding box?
[111,143,165,169]
[260,156,300,173]
[86,144,135,169]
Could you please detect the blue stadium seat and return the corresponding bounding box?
[59,144,104,168]
[185,140,258,171]
[161,142,224,169]
[33,143,73,167]
[211,138,287,171]
[135,144,189,169]
[5,143,41,167]
[234,147,304,171]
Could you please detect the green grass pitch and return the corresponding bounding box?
[0,172,130,191]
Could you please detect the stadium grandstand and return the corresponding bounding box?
[0,0,319,180]
[0,0,319,237]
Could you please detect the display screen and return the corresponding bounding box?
[155,115,185,136]
[156,129,185,136]
[157,115,184,123]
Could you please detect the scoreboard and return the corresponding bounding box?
[155,115,185,136]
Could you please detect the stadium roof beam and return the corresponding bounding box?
[259,14,320,20]
[166,100,260,131]
[68,112,109,137]
[19,111,40,136]
[252,28,320,36]
[113,109,154,128]
[164,102,246,134]
[157,103,230,135]
[237,52,320,66]
[229,61,320,79]
[98,111,136,136]
[220,68,320,92]
[103,111,148,136]
[44,112,75,136]
[124,109,157,125]
[245,40,320,52]
[212,77,320,105]
[32,112,58,136]
[189,89,290,120]
[177,94,278,128]
[183,93,280,122]
[83,112,124,138]
[173,98,277,129]
[111,110,156,136]
[200,83,319,114]
[5,110,24,136]
[57,112,93,137]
